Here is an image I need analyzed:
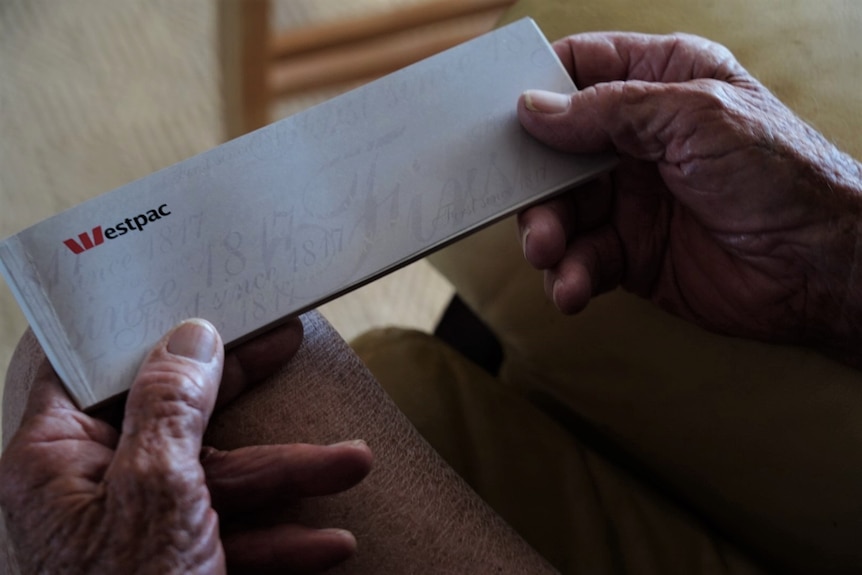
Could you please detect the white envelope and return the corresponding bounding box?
[0,18,616,409]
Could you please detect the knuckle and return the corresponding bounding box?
[668,32,723,55]
[669,32,735,62]
[663,33,745,83]
[125,370,211,444]
[109,454,206,514]
[688,80,761,135]
[134,363,210,413]
[617,80,650,107]
[691,81,733,110]
[114,423,206,483]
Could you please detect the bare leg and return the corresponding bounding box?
[2,312,555,574]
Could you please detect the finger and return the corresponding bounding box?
[217,318,304,409]
[519,177,613,269]
[110,319,224,484]
[552,32,745,87]
[545,226,624,314]
[519,78,742,162]
[204,440,373,515]
[518,195,574,270]
[223,524,356,575]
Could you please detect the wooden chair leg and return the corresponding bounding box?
[218,0,271,140]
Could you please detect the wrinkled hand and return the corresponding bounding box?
[0,319,373,574]
[517,32,862,360]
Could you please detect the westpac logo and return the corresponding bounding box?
[63,204,172,254]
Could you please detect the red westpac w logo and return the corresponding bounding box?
[62,204,172,255]
[63,226,104,254]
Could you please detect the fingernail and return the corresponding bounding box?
[167,319,218,363]
[552,278,564,309]
[524,90,571,114]
[330,439,367,449]
[521,226,531,258]
[322,528,356,544]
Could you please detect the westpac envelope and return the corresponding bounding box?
[0,18,616,409]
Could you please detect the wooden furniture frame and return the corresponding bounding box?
[219,0,515,139]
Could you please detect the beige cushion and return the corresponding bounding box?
[428,1,862,569]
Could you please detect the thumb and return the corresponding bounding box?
[518,82,692,161]
[111,319,224,479]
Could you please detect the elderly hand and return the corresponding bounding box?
[0,318,373,574]
[517,32,862,362]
